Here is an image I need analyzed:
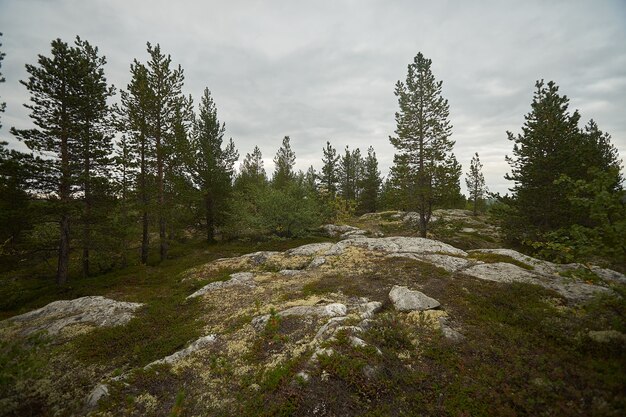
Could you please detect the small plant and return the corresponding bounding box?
[558,268,602,285]
[169,389,185,417]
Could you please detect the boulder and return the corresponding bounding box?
[252,303,348,331]
[145,334,217,368]
[321,224,363,238]
[307,256,327,269]
[4,296,143,336]
[389,285,440,311]
[286,242,334,257]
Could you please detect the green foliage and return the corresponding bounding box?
[189,87,238,242]
[272,136,296,189]
[319,141,340,196]
[358,146,382,214]
[466,152,487,215]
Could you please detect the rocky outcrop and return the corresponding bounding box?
[187,272,255,299]
[389,285,441,311]
[145,334,217,368]
[286,242,335,256]
[325,236,467,257]
[3,296,143,336]
[321,224,364,238]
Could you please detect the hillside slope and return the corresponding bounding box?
[1,211,624,416]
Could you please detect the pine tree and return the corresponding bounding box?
[338,146,363,201]
[272,136,296,189]
[0,33,5,125]
[389,52,459,237]
[237,145,267,189]
[145,43,186,261]
[504,80,623,244]
[73,37,115,276]
[189,88,238,242]
[11,38,113,284]
[465,153,487,215]
[358,146,382,213]
[319,141,339,196]
[117,61,154,264]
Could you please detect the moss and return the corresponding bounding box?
[559,267,602,284]
[467,251,534,270]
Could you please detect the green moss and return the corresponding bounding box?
[468,252,534,270]
[559,267,602,284]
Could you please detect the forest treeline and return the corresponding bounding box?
[0,36,623,285]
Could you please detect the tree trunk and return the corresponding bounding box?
[205,193,215,242]
[82,203,90,277]
[82,125,91,277]
[58,213,70,285]
[57,97,70,286]
[140,135,149,264]
[156,118,167,261]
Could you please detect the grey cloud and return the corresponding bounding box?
[1,0,625,194]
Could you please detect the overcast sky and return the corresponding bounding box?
[1,0,625,194]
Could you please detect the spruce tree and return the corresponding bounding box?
[358,146,382,213]
[319,141,339,196]
[465,153,487,215]
[189,88,238,242]
[389,52,458,236]
[272,136,296,189]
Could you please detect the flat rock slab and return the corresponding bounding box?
[187,272,255,299]
[462,262,611,301]
[463,262,538,284]
[252,303,348,331]
[326,236,467,257]
[387,252,473,273]
[286,242,334,257]
[3,296,143,336]
[389,285,440,312]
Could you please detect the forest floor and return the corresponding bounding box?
[0,210,624,416]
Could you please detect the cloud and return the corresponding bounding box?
[1,0,625,194]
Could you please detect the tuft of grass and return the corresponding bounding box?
[468,251,534,270]
[559,267,602,285]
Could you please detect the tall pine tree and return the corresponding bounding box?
[12,37,114,284]
[117,61,154,264]
[189,88,238,242]
[145,43,186,261]
[389,52,459,237]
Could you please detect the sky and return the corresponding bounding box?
[1,0,625,195]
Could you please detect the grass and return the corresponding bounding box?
[467,251,534,270]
